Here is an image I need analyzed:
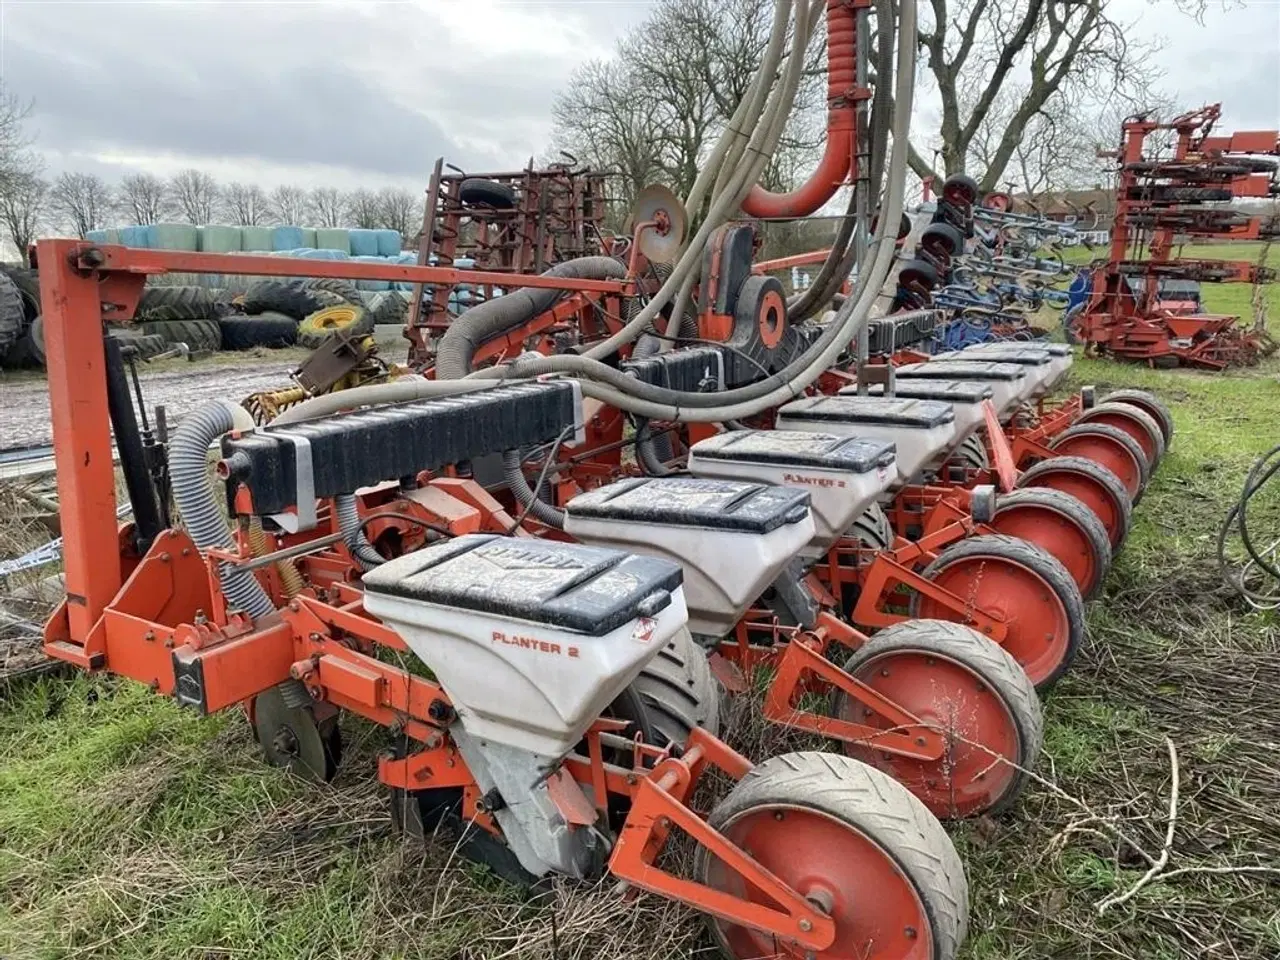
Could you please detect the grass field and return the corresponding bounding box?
[1,247,1278,959]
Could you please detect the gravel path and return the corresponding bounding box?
[0,362,297,451]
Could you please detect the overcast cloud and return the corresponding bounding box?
[0,0,1276,194]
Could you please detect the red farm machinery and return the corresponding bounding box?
[1066,103,1279,369]
[23,1,1182,957]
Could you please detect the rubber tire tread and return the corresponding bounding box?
[219,312,299,350]
[0,273,26,356]
[835,618,1043,816]
[4,313,44,367]
[697,751,969,960]
[136,285,217,321]
[957,434,989,470]
[305,277,366,306]
[911,533,1086,693]
[109,331,168,360]
[632,627,721,748]
[372,290,409,326]
[1018,455,1132,547]
[139,318,222,352]
[458,177,517,209]
[297,305,374,349]
[1051,422,1150,498]
[849,503,893,549]
[0,265,40,324]
[1077,401,1165,467]
[1100,388,1174,444]
[243,278,344,320]
[991,487,1112,600]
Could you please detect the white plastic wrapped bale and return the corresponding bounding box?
[777,396,957,487]
[857,379,994,446]
[687,430,896,557]
[893,361,1029,417]
[362,534,687,758]
[565,477,813,637]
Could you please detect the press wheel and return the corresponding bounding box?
[1017,456,1132,550]
[1049,423,1148,500]
[987,487,1112,600]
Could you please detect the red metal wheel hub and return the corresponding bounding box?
[988,502,1101,598]
[1025,470,1126,549]
[1051,435,1143,498]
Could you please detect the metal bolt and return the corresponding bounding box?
[905,926,918,939]
[144,631,156,642]
[181,548,192,557]
[159,552,171,563]
[880,668,891,677]
[774,811,785,821]
[164,638,175,649]
[916,737,927,746]
[289,600,300,612]
[798,919,813,933]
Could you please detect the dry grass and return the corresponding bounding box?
[2,343,1279,958]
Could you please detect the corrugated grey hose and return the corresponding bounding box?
[439,256,627,525]
[170,400,275,620]
[336,493,386,570]
[436,256,627,380]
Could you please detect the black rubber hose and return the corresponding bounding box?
[436,256,626,380]
[104,335,163,552]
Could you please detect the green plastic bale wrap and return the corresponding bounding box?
[199,225,242,253]
[299,227,318,249]
[348,229,379,257]
[119,225,150,247]
[149,222,201,251]
[241,226,274,252]
[86,229,109,243]
[105,228,121,244]
[315,228,350,253]
[352,256,391,291]
[375,229,402,256]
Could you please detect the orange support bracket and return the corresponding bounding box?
[762,638,944,760]
[983,399,1018,493]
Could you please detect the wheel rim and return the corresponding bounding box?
[989,502,1102,598]
[1051,434,1143,498]
[1107,394,1173,443]
[836,651,1022,819]
[1025,470,1125,548]
[916,555,1070,687]
[707,804,934,960]
[1082,411,1159,466]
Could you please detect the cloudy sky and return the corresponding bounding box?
[0,0,1276,195]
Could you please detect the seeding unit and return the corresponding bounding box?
[1068,104,1279,368]
[26,1,1181,957]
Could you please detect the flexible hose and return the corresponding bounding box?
[465,0,916,423]
[336,493,387,570]
[436,257,626,380]
[502,448,565,528]
[169,400,274,620]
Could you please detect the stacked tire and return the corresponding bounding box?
[0,268,40,369]
[223,278,373,350]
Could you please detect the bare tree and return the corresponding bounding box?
[309,186,346,227]
[913,0,1169,191]
[345,189,381,229]
[269,184,309,224]
[0,83,39,199]
[118,172,170,225]
[50,172,113,238]
[169,168,220,224]
[0,173,47,264]
[223,181,272,225]
[549,0,823,213]
[376,187,418,238]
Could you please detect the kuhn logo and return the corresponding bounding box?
[783,473,846,489]
[632,617,657,643]
[492,631,580,658]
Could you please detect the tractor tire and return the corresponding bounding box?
[1017,456,1132,550]
[1100,388,1174,445]
[0,273,27,357]
[989,487,1113,601]
[697,751,968,960]
[4,313,44,367]
[242,278,344,321]
[955,434,989,471]
[910,533,1086,692]
[632,627,721,748]
[920,222,965,259]
[898,258,940,291]
[1050,422,1150,500]
[0,265,41,324]
[219,312,299,350]
[458,177,516,209]
[297,303,374,349]
[108,330,168,361]
[941,173,980,207]
[305,277,366,307]
[136,285,217,322]
[832,618,1043,818]
[1061,303,1084,345]
[139,318,222,352]
[371,290,409,326]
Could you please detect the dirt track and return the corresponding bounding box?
[0,362,297,451]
